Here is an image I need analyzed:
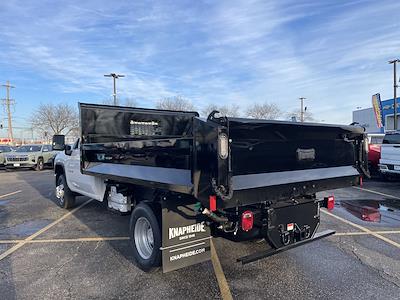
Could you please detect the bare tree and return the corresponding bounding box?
[30,103,79,136]
[286,108,315,122]
[156,96,195,111]
[246,102,281,120]
[202,103,241,118]
[124,97,137,107]
[102,97,137,107]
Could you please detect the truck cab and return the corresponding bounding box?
[54,139,107,203]
[379,132,400,177]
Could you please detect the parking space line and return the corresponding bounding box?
[2,230,400,244]
[0,240,22,244]
[353,186,400,200]
[0,199,93,261]
[30,237,130,243]
[210,240,233,300]
[321,209,400,249]
[0,190,21,199]
[334,230,400,236]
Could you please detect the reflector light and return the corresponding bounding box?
[209,195,217,212]
[241,210,254,232]
[327,195,335,210]
[218,133,229,159]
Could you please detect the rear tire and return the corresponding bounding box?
[129,202,162,272]
[56,174,75,209]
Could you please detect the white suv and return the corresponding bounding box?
[379,132,400,176]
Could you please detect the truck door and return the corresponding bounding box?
[65,139,101,199]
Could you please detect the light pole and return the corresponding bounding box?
[389,59,400,130]
[104,73,125,105]
[299,97,307,122]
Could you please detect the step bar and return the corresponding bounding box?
[237,230,336,264]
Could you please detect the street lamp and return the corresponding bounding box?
[104,73,125,105]
[389,59,400,130]
[299,97,307,122]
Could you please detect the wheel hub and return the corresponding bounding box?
[134,217,154,259]
[56,184,64,199]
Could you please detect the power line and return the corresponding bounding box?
[104,73,125,105]
[1,81,15,144]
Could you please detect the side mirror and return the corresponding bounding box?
[65,145,72,156]
[52,135,65,151]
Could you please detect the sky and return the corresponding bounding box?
[0,0,399,138]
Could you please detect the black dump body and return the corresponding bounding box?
[80,103,368,210]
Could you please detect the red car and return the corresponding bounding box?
[367,133,384,174]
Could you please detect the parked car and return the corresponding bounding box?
[379,132,400,178]
[367,133,385,174]
[0,145,13,167]
[5,144,57,171]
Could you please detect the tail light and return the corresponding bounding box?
[241,210,254,232]
[327,195,335,210]
[209,195,217,212]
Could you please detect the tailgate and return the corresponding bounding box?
[223,119,368,207]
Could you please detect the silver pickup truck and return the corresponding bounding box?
[5,144,57,171]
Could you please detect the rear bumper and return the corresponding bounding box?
[379,163,400,174]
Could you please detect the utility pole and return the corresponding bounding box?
[299,97,307,122]
[104,73,125,105]
[389,59,400,131]
[1,81,15,144]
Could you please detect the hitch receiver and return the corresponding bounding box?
[237,230,335,264]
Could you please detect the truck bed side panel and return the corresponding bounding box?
[79,104,198,194]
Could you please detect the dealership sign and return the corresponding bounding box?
[372,93,384,128]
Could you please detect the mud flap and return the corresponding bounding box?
[161,197,211,273]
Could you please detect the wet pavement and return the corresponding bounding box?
[0,170,399,299]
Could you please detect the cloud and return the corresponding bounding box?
[0,0,399,125]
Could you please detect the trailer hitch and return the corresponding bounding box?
[237,229,335,264]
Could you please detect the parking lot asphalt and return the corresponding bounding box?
[0,169,399,299]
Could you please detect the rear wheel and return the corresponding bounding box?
[129,202,161,272]
[56,174,75,209]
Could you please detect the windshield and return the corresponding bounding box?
[0,146,11,153]
[383,134,400,145]
[16,145,42,152]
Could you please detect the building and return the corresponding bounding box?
[352,97,400,133]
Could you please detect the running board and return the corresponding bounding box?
[237,230,336,264]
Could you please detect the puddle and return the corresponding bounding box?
[339,199,400,223]
[0,220,52,238]
[0,200,10,206]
